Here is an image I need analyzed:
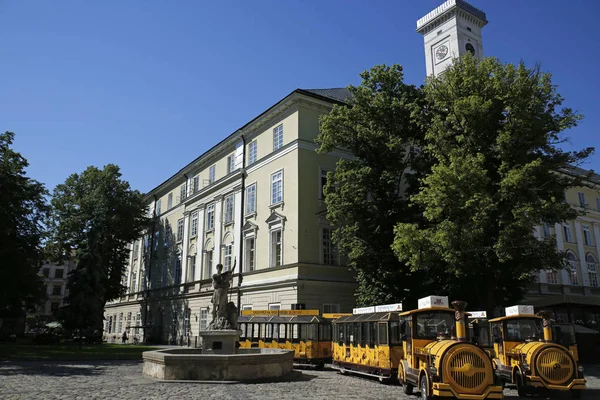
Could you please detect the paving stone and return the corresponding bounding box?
[0,360,598,399]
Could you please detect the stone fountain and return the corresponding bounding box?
[142,262,294,381]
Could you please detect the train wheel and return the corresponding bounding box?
[420,377,433,400]
[515,370,527,397]
[402,383,413,395]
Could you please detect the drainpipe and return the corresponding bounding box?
[237,134,247,314]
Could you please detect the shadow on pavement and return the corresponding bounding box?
[0,360,140,377]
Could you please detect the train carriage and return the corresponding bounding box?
[238,311,332,368]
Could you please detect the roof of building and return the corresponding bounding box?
[417,0,487,31]
[298,88,352,104]
[559,165,600,185]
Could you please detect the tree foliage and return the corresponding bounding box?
[0,132,47,316]
[47,164,148,331]
[316,64,428,306]
[392,56,593,314]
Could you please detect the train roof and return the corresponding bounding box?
[332,312,398,323]
[399,306,455,316]
[489,314,541,323]
[237,315,328,324]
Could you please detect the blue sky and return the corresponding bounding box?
[3,0,599,193]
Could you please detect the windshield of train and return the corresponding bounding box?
[505,318,543,342]
[415,311,455,340]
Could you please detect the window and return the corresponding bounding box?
[131,272,137,292]
[163,226,169,248]
[190,212,198,237]
[52,285,62,296]
[224,194,234,224]
[415,311,455,339]
[563,224,573,242]
[199,308,209,331]
[242,305,253,311]
[578,192,586,208]
[192,176,199,194]
[209,165,216,184]
[270,229,282,267]
[206,204,215,231]
[188,256,195,282]
[597,197,600,212]
[542,223,550,238]
[320,170,328,200]
[227,154,235,174]
[273,124,283,151]
[583,225,592,246]
[546,270,558,284]
[248,141,257,165]
[224,244,233,271]
[42,268,50,278]
[118,313,123,333]
[322,227,337,265]
[244,237,255,272]
[268,303,281,311]
[175,258,182,284]
[156,199,162,216]
[204,250,213,279]
[177,218,184,242]
[167,193,173,210]
[323,304,340,313]
[587,254,599,288]
[567,252,579,286]
[271,170,283,205]
[54,269,64,279]
[133,240,139,259]
[180,184,187,203]
[246,183,256,215]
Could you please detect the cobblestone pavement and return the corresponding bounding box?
[1,360,598,400]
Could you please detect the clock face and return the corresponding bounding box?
[465,43,475,55]
[435,45,449,60]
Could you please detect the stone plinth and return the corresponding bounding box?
[199,329,241,354]
[142,348,294,381]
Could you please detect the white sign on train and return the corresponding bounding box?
[374,303,403,312]
[505,305,534,316]
[353,306,375,314]
[468,311,487,318]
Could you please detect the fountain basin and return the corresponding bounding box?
[142,347,295,381]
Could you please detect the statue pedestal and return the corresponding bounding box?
[200,330,242,354]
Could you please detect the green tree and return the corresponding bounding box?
[316,64,428,306]
[393,56,593,314]
[47,164,148,333]
[0,132,47,318]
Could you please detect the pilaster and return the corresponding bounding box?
[574,221,589,287]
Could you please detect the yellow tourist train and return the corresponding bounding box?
[472,305,587,397]
[237,309,349,368]
[332,296,503,399]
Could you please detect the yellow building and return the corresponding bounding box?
[103,88,358,344]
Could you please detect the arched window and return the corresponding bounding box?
[586,254,598,288]
[546,270,558,285]
[567,252,579,286]
[221,233,234,271]
[203,239,214,280]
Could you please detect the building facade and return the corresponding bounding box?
[104,0,600,344]
[39,260,75,316]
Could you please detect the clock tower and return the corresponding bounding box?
[417,0,487,77]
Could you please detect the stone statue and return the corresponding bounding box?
[208,261,238,330]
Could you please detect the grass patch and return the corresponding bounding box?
[0,340,158,361]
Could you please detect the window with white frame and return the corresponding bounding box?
[244,236,255,272]
[175,258,182,284]
[246,183,256,214]
[209,165,216,184]
[323,304,340,313]
[199,308,209,331]
[546,270,558,284]
[587,254,599,288]
[270,229,282,267]
[176,218,184,242]
[242,305,253,310]
[268,303,281,311]
[567,252,579,285]
[563,224,573,243]
[167,193,173,210]
[180,183,187,202]
[227,154,235,174]
[204,250,213,279]
[322,227,337,265]
[206,204,215,230]
[583,225,592,246]
[273,124,283,151]
[156,199,162,216]
[188,255,195,282]
[224,194,234,224]
[191,212,198,237]
[578,192,586,208]
[542,223,550,238]
[271,170,283,205]
[224,244,233,271]
[320,169,328,200]
[118,313,123,333]
[131,272,137,292]
[248,141,257,165]
[192,175,199,194]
